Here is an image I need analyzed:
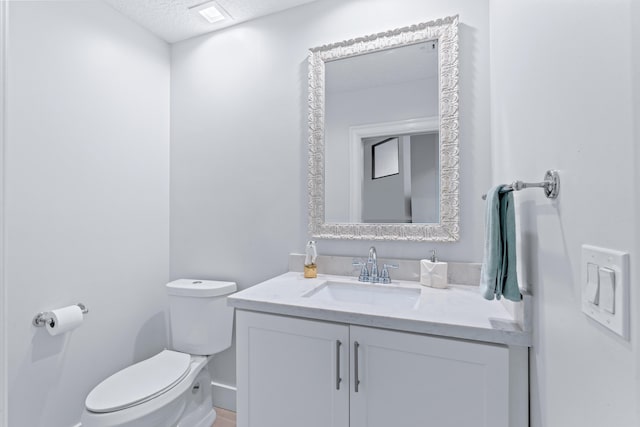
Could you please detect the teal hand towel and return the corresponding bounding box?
[480,186,502,299]
[499,189,521,301]
[480,185,522,301]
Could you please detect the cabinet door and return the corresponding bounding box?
[237,311,349,427]
[349,326,509,427]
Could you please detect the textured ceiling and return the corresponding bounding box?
[102,0,320,43]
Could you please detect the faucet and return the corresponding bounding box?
[352,246,398,284]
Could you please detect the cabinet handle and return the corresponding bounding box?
[354,341,360,393]
[336,340,342,390]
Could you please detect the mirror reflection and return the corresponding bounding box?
[324,41,440,224]
[363,132,439,223]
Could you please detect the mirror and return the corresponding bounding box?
[308,16,459,241]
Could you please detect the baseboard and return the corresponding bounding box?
[211,381,236,412]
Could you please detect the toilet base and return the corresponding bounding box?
[177,365,216,427]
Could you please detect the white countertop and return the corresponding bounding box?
[228,272,531,347]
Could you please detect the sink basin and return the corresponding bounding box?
[303,280,421,309]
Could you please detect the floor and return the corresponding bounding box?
[212,407,237,427]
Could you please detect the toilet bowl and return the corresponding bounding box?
[81,279,236,427]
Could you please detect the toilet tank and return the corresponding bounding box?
[166,279,237,356]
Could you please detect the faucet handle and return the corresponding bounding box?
[352,259,366,268]
[380,263,399,284]
[352,259,369,281]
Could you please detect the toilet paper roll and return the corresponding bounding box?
[46,305,84,336]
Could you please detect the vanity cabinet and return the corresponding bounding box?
[237,311,516,427]
[349,325,509,427]
[236,311,349,427]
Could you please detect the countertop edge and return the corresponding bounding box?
[229,297,532,347]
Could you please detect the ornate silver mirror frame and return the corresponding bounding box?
[307,15,459,241]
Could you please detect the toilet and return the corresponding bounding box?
[81,279,237,427]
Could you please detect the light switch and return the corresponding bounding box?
[585,262,599,305]
[599,267,615,314]
[581,245,629,340]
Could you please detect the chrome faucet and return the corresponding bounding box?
[352,246,398,284]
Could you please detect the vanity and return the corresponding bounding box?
[229,256,531,427]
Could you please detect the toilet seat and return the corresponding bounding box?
[86,350,191,413]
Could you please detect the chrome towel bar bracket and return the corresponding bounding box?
[482,170,559,200]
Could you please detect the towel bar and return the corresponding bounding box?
[482,170,559,200]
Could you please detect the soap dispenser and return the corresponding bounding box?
[420,249,448,288]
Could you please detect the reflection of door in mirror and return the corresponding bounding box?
[364,136,406,223]
[362,133,438,223]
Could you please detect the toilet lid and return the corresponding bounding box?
[86,350,191,413]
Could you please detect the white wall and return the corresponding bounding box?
[490,1,639,425]
[6,2,170,426]
[0,1,7,425]
[635,0,640,416]
[170,0,491,392]
[634,0,640,396]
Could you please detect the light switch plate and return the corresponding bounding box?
[581,245,629,339]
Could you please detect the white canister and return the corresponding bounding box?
[420,250,448,288]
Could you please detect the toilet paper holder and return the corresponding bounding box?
[32,303,89,327]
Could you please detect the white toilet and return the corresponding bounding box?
[81,279,237,427]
